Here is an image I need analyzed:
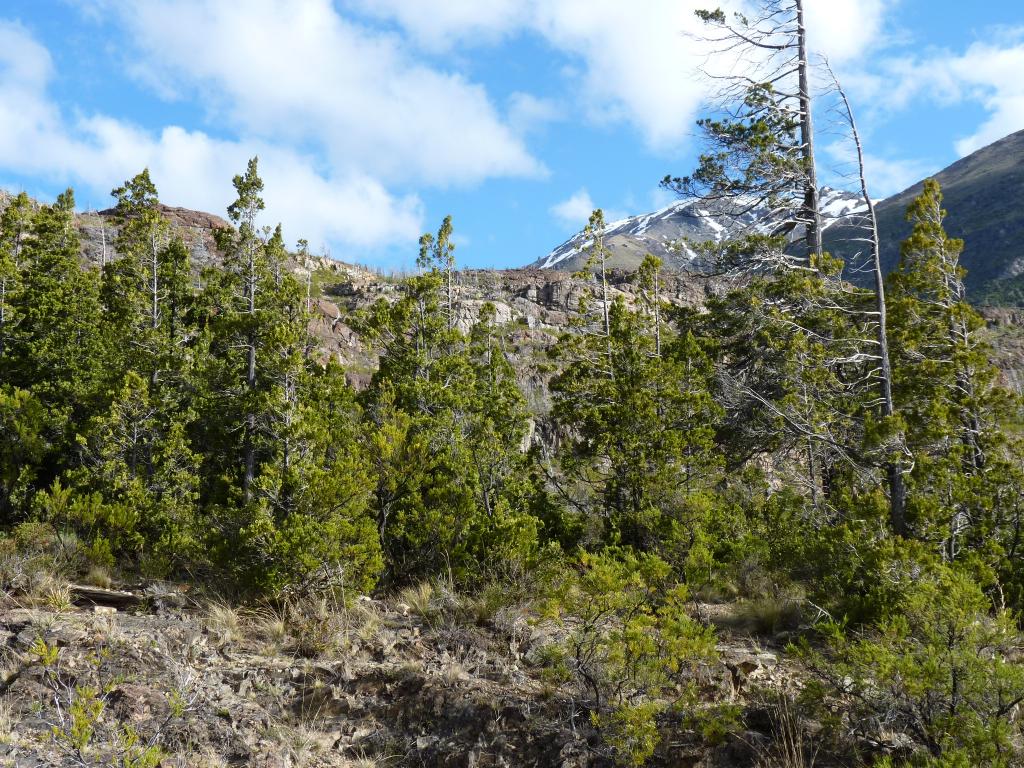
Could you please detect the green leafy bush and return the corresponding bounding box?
[542,550,717,766]
[800,565,1024,765]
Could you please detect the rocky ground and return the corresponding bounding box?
[0,583,800,768]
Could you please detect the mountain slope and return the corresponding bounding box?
[860,127,1024,297]
[532,188,865,273]
[533,129,1024,301]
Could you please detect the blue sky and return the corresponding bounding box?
[0,1,1022,270]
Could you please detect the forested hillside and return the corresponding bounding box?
[3,2,1024,767]
[3,162,1024,767]
[830,127,1024,300]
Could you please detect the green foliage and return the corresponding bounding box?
[6,150,1024,766]
[801,565,1024,765]
[543,550,717,766]
[887,179,1020,561]
[0,191,31,364]
[601,702,661,768]
[187,159,381,594]
[551,290,722,556]
[0,385,47,523]
[666,80,802,220]
[0,164,386,596]
[360,216,540,587]
[6,190,108,457]
[63,372,201,574]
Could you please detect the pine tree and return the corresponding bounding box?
[581,210,612,371]
[635,254,663,357]
[663,3,891,519]
[69,371,201,573]
[0,386,46,524]
[827,64,907,535]
[418,215,457,331]
[551,291,723,553]
[197,160,378,592]
[665,1,823,261]
[887,179,1015,558]
[238,358,380,595]
[361,218,538,585]
[214,157,267,500]
[101,170,197,419]
[0,192,32,365]
[8,190,107,446]
[688,264,865,513]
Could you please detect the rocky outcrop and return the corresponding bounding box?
[76,204,230,271]
[5,192,1024,396]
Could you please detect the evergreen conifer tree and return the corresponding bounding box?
[888,180,1017,558]
[551,287,722,554]
[8,191,107,454]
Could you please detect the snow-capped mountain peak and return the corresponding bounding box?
[531,187,867,272]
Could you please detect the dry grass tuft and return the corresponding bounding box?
[344,598,383,644]
[284,595,349,659]
[43,582,72,612]
[252,608,290,654]
[397,581,435,617]
[342,755,386,768]
[84,565,113,589]
[266,721,336,767]
[204,601,244,645]
[756,695,817,768]
[736,596,804,637]
[0,699,17,744]
[166,748,229,768]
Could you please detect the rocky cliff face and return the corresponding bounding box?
[64,198,721,389]
[7,192,1024,394]
[308,266,719,400]
[77,205,229,271]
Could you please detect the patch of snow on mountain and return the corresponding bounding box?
[819,190,867,218]
[533,187,867,270]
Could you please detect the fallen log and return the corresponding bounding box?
[68,584,142,609]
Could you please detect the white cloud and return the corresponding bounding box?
[0,20,52,88]
[649,186,677,211]
[350,0,894,153]
[507,92,562,135]
[0,20,423,251]
[822,138,935,199]
[944,40,1024,155]
[804,0,890,65]
[861,153,937,198]
[550,188,595,228]
[344,0,528,51]
[351,0,726,150]
[104,0,544,186]
[532,1,716,150]
[850,30,1024,158]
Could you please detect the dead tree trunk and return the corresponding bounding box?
[796,0,823,261]
[830,63,907,536]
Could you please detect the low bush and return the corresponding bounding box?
[542,549,718,766]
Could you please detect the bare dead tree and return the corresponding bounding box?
[825,60,909,536]
[664,0,823,266]
[665,3,917,517]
